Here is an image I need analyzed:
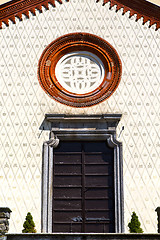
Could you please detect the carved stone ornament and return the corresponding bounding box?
[38,32,122,107]
[0,208,12,235]
[44,135,59,148]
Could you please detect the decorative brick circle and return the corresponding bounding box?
[38,32,122,107]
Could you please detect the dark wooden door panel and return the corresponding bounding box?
[85,199,111,210]
[54,187,81,198]
[54,176,81,185]
[85,188,110,198]
[55,164,81,174]
[54,199,82,210]
[55,154,82,164]
[53,223,82,233]
[85,154,107,164]
[85,223,110,233]
[86,210,110,217]
[55,142,81,152]
[54,211,82,222]
[52,141,114,233]
[85,175,110,186]
[85,164,110,174]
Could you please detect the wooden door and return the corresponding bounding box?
[52,141,115,233]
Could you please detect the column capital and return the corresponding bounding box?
[44,134,59,148]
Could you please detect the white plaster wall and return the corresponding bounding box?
[0,0,160,233]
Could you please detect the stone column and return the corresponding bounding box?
[41,133,59,233]
[0,208,12,235]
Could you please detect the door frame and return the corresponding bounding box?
[41,114,124,233]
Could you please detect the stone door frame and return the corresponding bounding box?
[41,114,124,233]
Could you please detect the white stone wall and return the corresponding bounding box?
[0,0,160,233]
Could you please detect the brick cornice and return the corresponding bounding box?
[97,0,160,30]
[0,0,160,30]
[0,0,69,28]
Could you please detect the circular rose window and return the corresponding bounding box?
[38,33,122,107]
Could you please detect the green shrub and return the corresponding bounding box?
[22,212,36,233]
[128,211,143,233]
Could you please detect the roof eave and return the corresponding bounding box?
[97,0,160,30]
[0,0,160,30]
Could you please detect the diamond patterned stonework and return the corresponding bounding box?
[0,0,160,233]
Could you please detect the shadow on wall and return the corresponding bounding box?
[38,118,52,139]
[39,118,51,131]
[155,207,160,233]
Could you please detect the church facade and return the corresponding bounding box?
[0,0,160,234]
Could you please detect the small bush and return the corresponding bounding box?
[22,212,36,233]
[128,211,143,233]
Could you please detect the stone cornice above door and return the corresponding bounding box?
[45,114,122,140]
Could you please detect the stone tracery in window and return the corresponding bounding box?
[55,51,105,94]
